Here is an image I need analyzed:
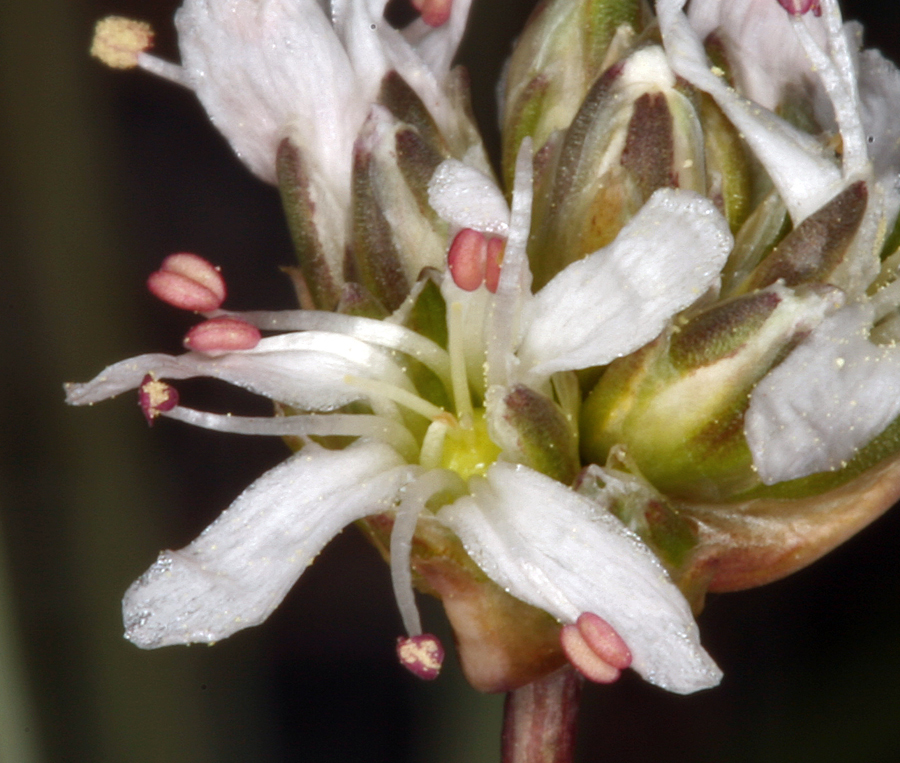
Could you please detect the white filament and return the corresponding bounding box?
[390,470,463,636]
[163,407,419,461]
[236,310,452,384]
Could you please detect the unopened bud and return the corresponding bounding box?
[581,286,837,501]
[396,633,445,680]
[501,0,649,186]
[147,253,226,312]
[527,46,707,288]
[184,317,261,354]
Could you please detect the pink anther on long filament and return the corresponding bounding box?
[147,252,227,312]
[777,0,822,16]
[411,0,453,27]
[560,612,632,684]
[396,633,445,680]
[184,316,261,354]
[138,374,179,425]
[448,228,488,291]
[484,237,505,294]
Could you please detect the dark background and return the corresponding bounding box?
[2,1,899,761]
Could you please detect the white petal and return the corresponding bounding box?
[438,462,722,694]
[657,0,843,223]
[857,48,900,177]
[746,303,900,484]
[64,333,411,412]
[518,189,732,383]
[486,139,535,390]
[686,0,828,111]
[427,159,510,234]
[176,0,363,184]
[123,441,415,647]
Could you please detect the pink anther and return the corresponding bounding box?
[448,228,488,291]
[138,373,179,425]
[396,633,445,680]
[412,0,452,27]
[484,237,505,294]
[777,0,821,16]
[184,316,261,354]
[147,252,227,312]
[560,612,632,684]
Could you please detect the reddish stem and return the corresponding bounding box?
[501,667,582,763]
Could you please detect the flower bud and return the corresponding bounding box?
[526,46,709,288]
[501,0,651,188]
[580,285,839,501]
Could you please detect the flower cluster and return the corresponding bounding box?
[76,0,900,696]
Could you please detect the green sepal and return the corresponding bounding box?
[740,180,868,292]
[581,287,833,501]
[379,71,446,154]
[402,273,448,349]
[350,140,411,313]
[276,138,340,310]
[494,385,580,485]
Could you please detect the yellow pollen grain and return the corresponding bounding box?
[398,641,440,671]
[142,378,170,412]
[91,16,154,69]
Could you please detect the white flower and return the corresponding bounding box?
[135,0,473,185]
[67,144,730,694]
[657,0,900,485]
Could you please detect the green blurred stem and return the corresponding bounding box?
[501,667,582,763]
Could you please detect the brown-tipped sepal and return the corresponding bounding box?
[276,137,341,310]
[489,385,580,485]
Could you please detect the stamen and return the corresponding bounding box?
[135,52,190,87]
[163,407,419,462]
[184,317,262,354]
[343,375,450,423]
[560,612,633,684]
[411,0,453,28]
[147,253,226,312]
[448,229,487,291]
[447,302,475,426]
[484,237,505,294]
[389,470,463,651]
[138,374,179,425]
[788,0,866,178]
[91,16,154,69]
[396,634,445,680]
[419,419,450,470]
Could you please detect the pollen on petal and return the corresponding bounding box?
[184,317,261,354]
[91,16,154,69]
[396,633,445,680]
[560,612,632,684]
[448,228,487,291]
[412,0,453,27]
[147,253,227,312]
[139,374,179,425]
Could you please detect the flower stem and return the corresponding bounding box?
[501,667,582,763]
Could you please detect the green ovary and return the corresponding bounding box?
[440,409,502,482]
